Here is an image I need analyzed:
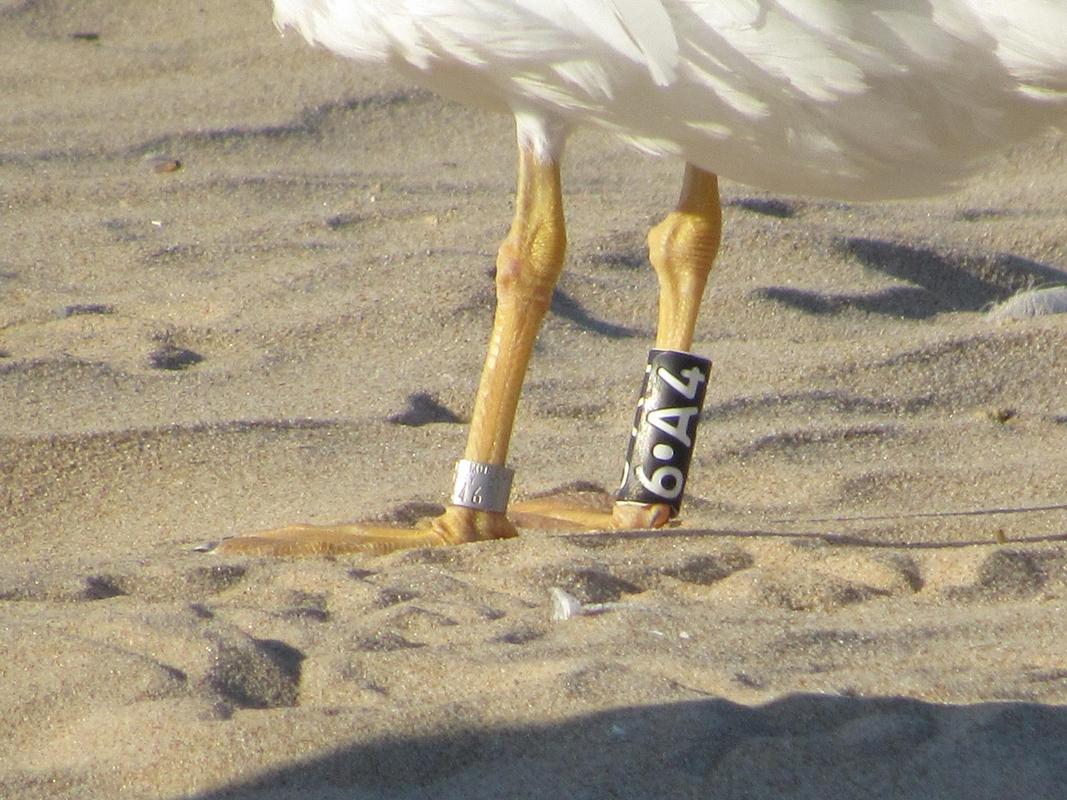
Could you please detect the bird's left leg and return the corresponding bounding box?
[511,164,721,530]
[212,119,568,556]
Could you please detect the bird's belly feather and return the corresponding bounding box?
[272,0,1067,199]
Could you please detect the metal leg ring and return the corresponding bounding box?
[450,459,514,513]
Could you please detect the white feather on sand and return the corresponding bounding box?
[987,285,1067,321]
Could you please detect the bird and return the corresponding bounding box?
[217,1,1067,556]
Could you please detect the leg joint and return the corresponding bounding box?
[647,210,721,279]
[495,223,567,306]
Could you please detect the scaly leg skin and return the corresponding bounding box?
[214,123,568,556]
[509,164,722,531]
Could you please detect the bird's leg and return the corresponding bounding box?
[613,165,721,527]
[435,141,568,541]
[648,165,721,354]
[511,164,721,531]
[213,141,567,555]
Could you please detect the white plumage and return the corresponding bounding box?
[273,0,1067,199]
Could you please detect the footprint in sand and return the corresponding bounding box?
[204,633,304,710]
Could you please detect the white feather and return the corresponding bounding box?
[987,286,1067,322]
[272,0,1067,199]
[560,0,679,85]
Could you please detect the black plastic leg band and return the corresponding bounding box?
[616,349,712,516]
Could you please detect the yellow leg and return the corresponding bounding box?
[613,165,721,527]
[512,164,722,531]
[214,141,567,555]
[650,166,722,353]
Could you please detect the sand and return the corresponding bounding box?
[2,2,1067,798]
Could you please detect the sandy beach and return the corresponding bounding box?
[2,2,1067,798]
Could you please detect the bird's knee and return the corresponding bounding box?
[495,227,566,307]
[647,211,721,282]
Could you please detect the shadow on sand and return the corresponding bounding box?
[757,238,1067,318]
[185,694,1067,799]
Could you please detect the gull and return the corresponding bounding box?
[217,1,1067,556]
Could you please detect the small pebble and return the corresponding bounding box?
[148,344,204,371]
[980,407,1016,424]
[60,304,114,318]
[152,158,183,174]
